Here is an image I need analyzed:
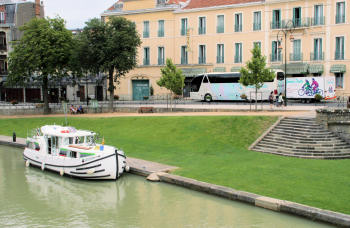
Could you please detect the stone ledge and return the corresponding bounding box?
[255,196,283,211]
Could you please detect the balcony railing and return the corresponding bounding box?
[198,27,206,35]
[234,56,242,63]
[271,21,281,29]
[198,56,206,64]
[290,53,303,61]
[271,18,312,29]
[216,26,224,33]
[253,23,261,31]
[234,24,242,32]
[311,16,325,26]
[0,45,6,51]
[143,31,149,38]
[335,51,344,60]
[270,53,282,62]
[143,59,150,66]
[216,56,224,63]
[0,70,7,75]
[310,52,324,61]
[336,15,345,24]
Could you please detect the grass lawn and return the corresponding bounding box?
[1,115,350,214]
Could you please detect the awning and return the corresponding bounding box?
[286,63,308,74]
[330,64,346,73]
[231,66,242,72]
[308,64,324,74]
[180,68,207,76]
[213,67,226,72]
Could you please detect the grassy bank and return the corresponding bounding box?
[1,116,350,214]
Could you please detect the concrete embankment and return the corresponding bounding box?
[1,135,349,227]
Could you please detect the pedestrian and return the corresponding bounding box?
[278,93,284,107]
[268,91,274,109]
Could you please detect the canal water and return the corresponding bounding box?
[0,145,333,228]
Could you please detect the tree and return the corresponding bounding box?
[7,17,73,114]
[79,17,141,111]
[157,58,185,96]
[239,44,275,110]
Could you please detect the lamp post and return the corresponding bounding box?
[276,20,295,106]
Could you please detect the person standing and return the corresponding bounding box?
[278,93,284,107]
[268,91,274,109]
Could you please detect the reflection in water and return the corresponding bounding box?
[0,146,334,228]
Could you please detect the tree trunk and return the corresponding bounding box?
[255,86,258,111]
[108,68,114,112]
[42,75,50,114]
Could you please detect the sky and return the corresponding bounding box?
[44,0,117,29]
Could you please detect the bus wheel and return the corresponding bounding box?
[204,94,212,102]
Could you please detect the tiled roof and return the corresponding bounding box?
[183,0,262,10]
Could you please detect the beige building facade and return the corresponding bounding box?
[102,0,349,100]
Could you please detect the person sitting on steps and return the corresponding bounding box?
[70,105,77,114]
[77,105,84,114]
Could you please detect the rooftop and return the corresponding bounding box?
[183,0,262,10]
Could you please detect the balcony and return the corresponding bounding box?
[0,45,6,51]
[336,15,345,24]
[216,56,224,63]
[310,52,324,61]
[291,18,311,28]
[143,31,149,38]
[234,24,242,32]
[270,21,281,29]
[290,53,303,61]
[0,70,7,75]
[234,56,242,63]
[198,27,206,35]
[198,57,206,64]
[311,16,325,26]
[335,51,344,60]
[253,23,261,31]
[270,53,282,62]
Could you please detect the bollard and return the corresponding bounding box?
[13,132,16,142]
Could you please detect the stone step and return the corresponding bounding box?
[256,143,350,153]
[278,123,325,130]
[254,146,350,156]
[264,135,345,143]
[273,126,330,133]
[259,139,350,149]
[270,129,335,137]
[253,147,350,159]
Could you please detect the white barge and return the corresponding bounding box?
[23,125,129,180]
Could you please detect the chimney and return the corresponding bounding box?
[35,0,41,18]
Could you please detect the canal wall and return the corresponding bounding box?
[1,135,350,227]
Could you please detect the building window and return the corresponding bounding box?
[199,45,206,64]
[0,12,4,23]
[314,5,324,25]
[293,7,302,27]
[198,17,206,35]
[335,73,344,88]
[253,11,261,31]
[181,18,187,36]
[143,47,150,65]
[158,20,164,37]
[271,41,282,62]
[272,9,281,29]
[312,38,323,60]
[217,44,224,63]
[336,2,345,24]
[143,21,149,38]
[217,15,224,33]
[158,47,164,65]
[291,39,302,61]
[253,41,261,50]
[335,36,344,60]
[234,43,242,63]
[181,46,188,64]
[234,13,242,32]
[0,58,7,75]
[0,32,6,51]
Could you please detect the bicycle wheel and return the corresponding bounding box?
[298,89,305,96]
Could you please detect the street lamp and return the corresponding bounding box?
[276,20,295,106]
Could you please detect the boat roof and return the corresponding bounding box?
[41,125,96,137]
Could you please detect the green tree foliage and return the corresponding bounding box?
[7,17,73,114]
[239,44,275,110]
[157,58,185,96]
[79,17,141,111]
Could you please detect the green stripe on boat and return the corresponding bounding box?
[80,152,95,155]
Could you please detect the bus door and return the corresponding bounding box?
[200,75,211,97]
[276,72,285,95]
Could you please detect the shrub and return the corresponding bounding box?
[10,100,18,105]
[114,95,119,100]
[240,94,247,100]
[314,94,323,102]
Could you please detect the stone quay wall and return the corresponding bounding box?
[316,109,350,144]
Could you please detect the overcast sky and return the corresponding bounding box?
[44,0,116,29]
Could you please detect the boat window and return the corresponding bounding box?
[69,137,74,144]
[71,151,77,158]
[34,143,40,151]
[75,136,84,144]
[87,136,95,146]
[80,152,95,158]
[59,149,68,157]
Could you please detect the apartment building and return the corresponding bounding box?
[102,0,349,100]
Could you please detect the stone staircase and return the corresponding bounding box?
[252,117,350,159]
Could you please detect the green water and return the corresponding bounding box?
[0,146,333,228]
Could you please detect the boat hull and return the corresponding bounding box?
[23,148,127,180]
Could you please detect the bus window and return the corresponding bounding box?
[277,72,285,81]
[208,73,240,83]
[203,76,208,83]
[190,75,204,92]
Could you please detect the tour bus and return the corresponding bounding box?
[190,71,285,102]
